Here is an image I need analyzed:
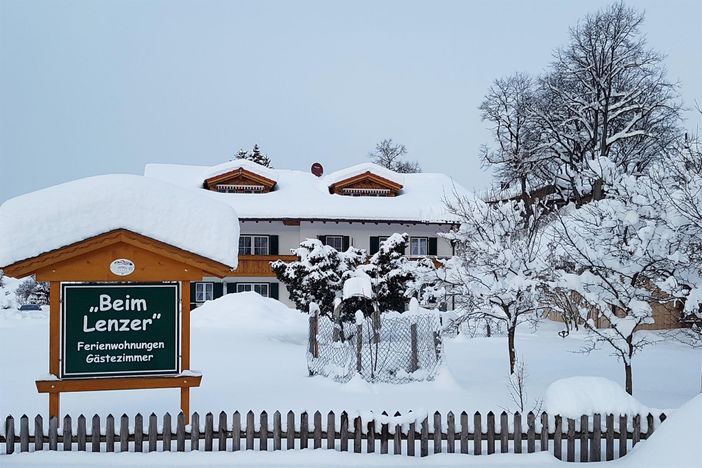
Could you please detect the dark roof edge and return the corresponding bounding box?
[239,217,458,226]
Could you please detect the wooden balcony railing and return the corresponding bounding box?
[233,255,297,277]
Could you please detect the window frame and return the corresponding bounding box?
[236,283,270,297]
[238,235,270,255]
[195,282,214,302]
[409,237,429,256]
[324,235,344,251]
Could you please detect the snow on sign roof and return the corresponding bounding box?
[0,174,240,269]
[144,162,472,223]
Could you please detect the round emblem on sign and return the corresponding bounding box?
[110,259,135,276]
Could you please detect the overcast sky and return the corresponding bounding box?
[1,0,700,202]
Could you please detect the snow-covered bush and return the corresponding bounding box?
[272,239,365,315]
[15,276,50,306]
[235,143,272,167]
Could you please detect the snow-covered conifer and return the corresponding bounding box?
[272,239,365,314]
[235,144,272,167]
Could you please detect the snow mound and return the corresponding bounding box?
[0,174,239,268]
[620,394,701,468]
[343,271,374,299]
[544,376,651,418]
[191,292,307,342]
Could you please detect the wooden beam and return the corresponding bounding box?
[36,375,202,393]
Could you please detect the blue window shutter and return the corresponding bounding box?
[269,235,279,255]
[270,282,279,300]
[342,236,350,251]
[428,237,438,256]
[370,236,380,255]
[317,235,326,245]
[213,282,224,299]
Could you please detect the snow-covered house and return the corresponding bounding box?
[144,160,469,308]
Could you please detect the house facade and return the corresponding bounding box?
[144,160,469,309]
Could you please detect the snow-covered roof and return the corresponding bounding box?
[204,159,277,183]
[0,174,239,268]
[324,163,405,187]
[144,162,471,223]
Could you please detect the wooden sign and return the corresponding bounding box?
[61,283,180,378]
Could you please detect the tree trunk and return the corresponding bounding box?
[507,326,516,374]
[624,362,633,395]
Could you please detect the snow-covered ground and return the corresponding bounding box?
[1,292,699,419]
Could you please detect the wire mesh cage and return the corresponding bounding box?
[307,311,443,384]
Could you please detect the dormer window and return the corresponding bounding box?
[328,170,403,197]
[204,167,277,193]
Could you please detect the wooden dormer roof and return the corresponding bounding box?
[204,168,277,193]
[328,171,404,196]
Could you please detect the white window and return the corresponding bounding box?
[325,235,344,251]
[195,283,213,302]
[239,235,269,255]
[236,283,269,297]
[410,237,428,256]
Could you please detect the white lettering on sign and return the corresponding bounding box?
[82,313,161,333]
[110,259,135,276]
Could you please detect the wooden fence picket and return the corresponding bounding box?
[380,413,389,454]
[460,411,468,454]
[77,415,86,451]
[48,416,57,451]
[260,411,268,451]
[105,414,115,452]
[591,413,601,462]
[340,412,348,452]
[433,412,441,454]
[63,415,72,452]
[218,412,227,452]
[285,411,294,450]
[246,411,254,450]
[393,411,402,455]
[232,411,241,452]
[606,414,614,461]
[619,414,627,457]
[300,412,309,450]
[473,412,481,455]
[486,411,495,455]
[407,421,416,457]
[500,411,508,454]
[163,413,172,452]
[553,415,562,460]
[327,411,335,450]
[632,415,641,446]
[148,413,157,452]
[447,411,456,454]
[20,415,29,453]
[580,415,588,462]
[119,414,128,452]
[540,413,548,452]
[527,412,535,453]
[420,417,428,457]
[204,412,214,452]
[313,411,321,449]
[354,415,362,454]
[5,416,14,455]
[367,419,375,453]
[273,411,282,451]
[176,412,185,452]
[513,412,522,454]
[34,414,43,451]
[134,413,143,453]
[191,412,200,451]
[91,414,100,453]
[566,418,575,462]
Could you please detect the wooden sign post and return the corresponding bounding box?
[2,229,233,423]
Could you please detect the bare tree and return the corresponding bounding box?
[480,73,552,222]
[369,139,421,173]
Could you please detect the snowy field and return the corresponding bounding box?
[1,292,699,419]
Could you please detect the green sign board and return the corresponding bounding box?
[61,283,180,378]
